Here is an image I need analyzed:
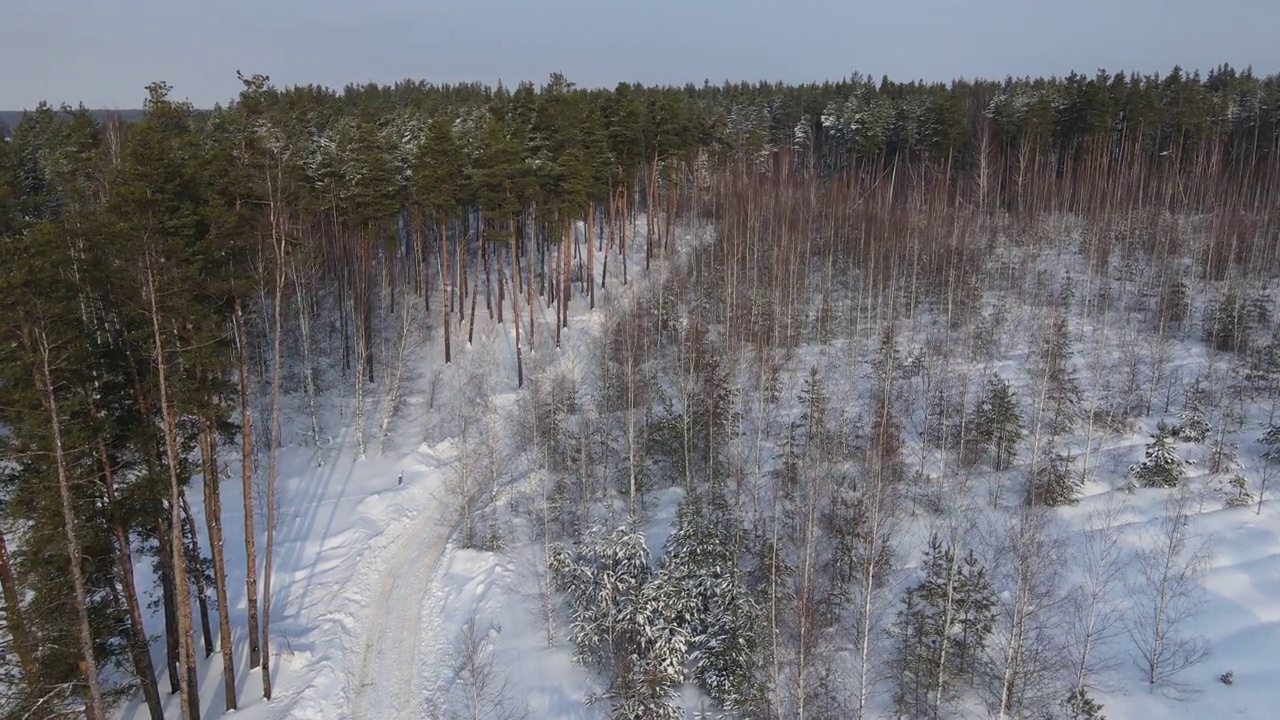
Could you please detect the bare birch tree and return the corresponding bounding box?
[1123,491,1213,692]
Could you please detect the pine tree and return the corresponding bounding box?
[411,114,466,365]
[1130,422,1186,489]
[1204,290,1247,353]
[975,375,1023,471]
[1173,378,1212,443]
[1027,450,1082,506]
[1222,475,1254,508]
[1063,687,1107,720]
[893,535,996,718]
[1259,423,1280,459]
[1032,313,1083,438]
[661,493,762,714]
[553,526,687,719]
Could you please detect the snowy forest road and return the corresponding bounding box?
[350,476,453,720]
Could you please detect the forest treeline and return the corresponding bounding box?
[0,64,1278,720]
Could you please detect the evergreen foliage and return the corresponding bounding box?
[975,375,1024,471]
[1204,291,1248,353]
[661,493,763,714]
[893,535,997,718]
[3,61,1280,718]
[1063,687,1107,720]
[551,527,687,719]
[1173,378,1213,443]
[1027,450,1082,507]
[1130,422,1186,489]
[1222,475,1254,509]
[1032,314,1083,438]
[1259,423,1280,459]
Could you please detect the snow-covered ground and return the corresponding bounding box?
[115,221,621,720]
[115,216,1280,720]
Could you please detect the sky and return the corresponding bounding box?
[3,0,1279,109]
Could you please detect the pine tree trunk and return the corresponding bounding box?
[30,328,107,720]
[424,217,435,312]
[468,232,481,346]
[233,299,262,671]
[484,237,493,320]
[457,222,467,323]
[602,191,616,290]
[440,221,452,364]
[145,261,201,720]
[292,263,321,444]
[526,212,536,352]
[95,432,165,720]
[555,224,564,348]
[509,218,523,387]
[262,206,286,701]
[198,416,238,711]
[586,206,596,310]
[564,220,572,329]
[181,497,215,658]
[621,191,629,285]
[157,518,181,694]
[497,239,505,326]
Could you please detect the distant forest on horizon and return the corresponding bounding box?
[3,62,1280,163]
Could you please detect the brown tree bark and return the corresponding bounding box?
[509,218,524,387]
[262,194,286,701]
[156,518,181,694]
[467,229,481,346]
[88,402,165,720]
[586,206,596,310]
[440,221,452,365]
[145,258,201,720]
[232,299,262,671]
[199,415,238,710]
[180,496,214,659]
[28,328,107,720]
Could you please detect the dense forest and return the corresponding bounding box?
[2,64,1280,720]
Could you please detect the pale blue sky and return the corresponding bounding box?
[3,0,1278,109]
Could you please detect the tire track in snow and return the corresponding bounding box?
[351,480,452,720]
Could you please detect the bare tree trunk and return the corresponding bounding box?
[28,329,106,720]
[556,223,566,348]
[292,258,321,444]
[586,206,596,310]
[233,299,262,670]
[484,238,494,320]
[262,203,286,701]
[458,222,467,323]
[198,417,238,711]
[143,259,201,720]
[93,426,165,720]
[645,160,656,271]
[561,221,571,332]
[510,218,524,388]
[468,218,481,346]
[181,496,215,659]
[852,475,899,720]
[440,221,452,364]
[1069,497,1127,700]
[379,287,414,454]
[621,191,629,286]
[157,518,181,694]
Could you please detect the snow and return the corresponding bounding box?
[115,219,622,720]
[114,215,1280,720]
